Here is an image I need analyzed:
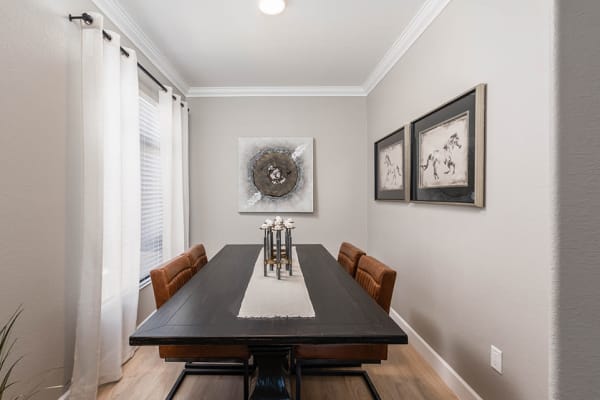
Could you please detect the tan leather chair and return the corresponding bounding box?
[354,255,396,313]
[337,242,366,277]
[294,255,397,400]
[150,247,251,400]
[183,243,208,274]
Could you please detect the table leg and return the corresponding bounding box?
[250,347,291,400]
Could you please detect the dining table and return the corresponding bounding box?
[130,244,408,400]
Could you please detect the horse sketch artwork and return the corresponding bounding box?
[419,112,469,188]
[379,141,404,191]
[375,127,407,200]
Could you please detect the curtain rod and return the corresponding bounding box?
[69,13,188,110]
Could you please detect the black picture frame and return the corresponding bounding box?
[374,125,410,201]
[410,84,486,207]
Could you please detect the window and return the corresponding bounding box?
[139,94,163,282]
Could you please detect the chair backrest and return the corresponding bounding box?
[337,242,366,277]
[184,243,208,274]
[150,255,196,309]
[355,255,396,313]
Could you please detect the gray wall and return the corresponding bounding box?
[366,1,553,399]
[0,1,179,397]
[6,1,599,399]
[554,0,600,398]
[0,3,68,398]
[188,97,368,258]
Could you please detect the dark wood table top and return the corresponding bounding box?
[130,244,407,346]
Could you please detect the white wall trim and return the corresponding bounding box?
[90,0,449,98]
[186,0,450,97]
[389,308,483,400]
[186,86,367,98]
[91,0,189,94]
[137,309,156,329]
[362,0,452,94]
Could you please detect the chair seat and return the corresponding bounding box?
[294,344,388,362]
[159,344,250,361]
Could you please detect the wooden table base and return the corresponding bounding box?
[250,346,291,400]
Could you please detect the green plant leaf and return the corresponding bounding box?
[0,338,17,377]
[0,356,23,398]
[0,306,23,400]
[0,308,22,350]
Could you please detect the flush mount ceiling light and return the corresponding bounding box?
[259,0,286,15]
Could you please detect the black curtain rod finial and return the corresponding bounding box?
[68,12,187,109]
[69,13,94,25]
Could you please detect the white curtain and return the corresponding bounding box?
[159,90,187,258]
[71,13,141,399]
[182,101,190,248]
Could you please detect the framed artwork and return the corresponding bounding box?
[410,84,486,207]
[374,125,410,201]
[239,137,314,213]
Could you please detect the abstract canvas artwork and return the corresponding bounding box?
[239,137,314,213]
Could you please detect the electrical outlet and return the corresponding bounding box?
[490,345,503,374]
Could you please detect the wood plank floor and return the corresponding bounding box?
[97,344,458,400]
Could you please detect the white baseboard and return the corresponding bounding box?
[389,308,483,400]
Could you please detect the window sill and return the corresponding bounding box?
[139,276,151,290]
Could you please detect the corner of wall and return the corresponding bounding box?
[548,0,560,398]
[389,308,484,400]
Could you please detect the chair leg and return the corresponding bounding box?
[243,359,249,400]
[165,369,187,400]
[299,368,381,400]
[359,370,381,400]
[295,361,302,400]
[165,361,251,400]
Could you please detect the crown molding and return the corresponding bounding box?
[186,86,367,97]
[91,0,189,94]
[362,0,452,94]
[91,0,449,97]
[187,0,450,97]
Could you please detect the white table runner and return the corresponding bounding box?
[237,247,316,318]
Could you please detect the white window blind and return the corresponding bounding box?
[139,95,163,282]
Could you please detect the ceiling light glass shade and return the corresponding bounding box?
[259,0,286,15]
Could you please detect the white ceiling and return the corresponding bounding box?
[107,0,430,92]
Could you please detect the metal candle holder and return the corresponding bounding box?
[260,217,295,280]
